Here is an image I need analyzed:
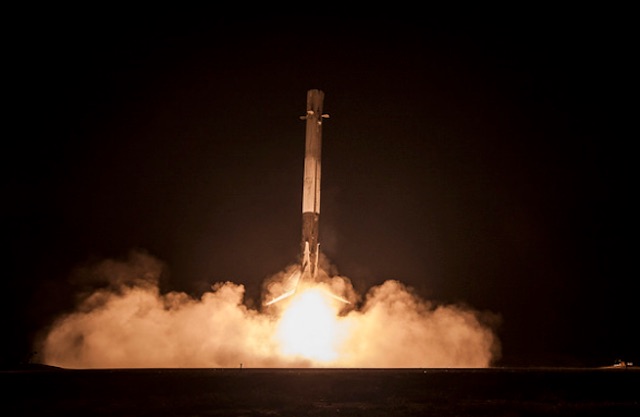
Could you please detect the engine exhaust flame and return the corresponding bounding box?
[276,287,348,363]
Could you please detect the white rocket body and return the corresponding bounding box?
[264,90,347,306]
[300,89,327,280]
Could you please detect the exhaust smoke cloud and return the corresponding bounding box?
[38,250,501,368]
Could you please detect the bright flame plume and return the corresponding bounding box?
[275,287,349,363]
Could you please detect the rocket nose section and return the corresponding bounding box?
[307,89,325,114]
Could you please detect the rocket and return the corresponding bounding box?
[299,89,328,281]
[265,90,347,306]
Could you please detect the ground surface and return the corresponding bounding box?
[2,367,638,416]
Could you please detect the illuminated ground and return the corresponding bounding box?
[3,367,638,416]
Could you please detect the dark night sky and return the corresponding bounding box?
[5,13,637,367]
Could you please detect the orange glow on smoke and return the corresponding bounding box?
[39,251,500,368]
[275,287,348,363]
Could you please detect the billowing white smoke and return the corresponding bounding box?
[38,250,501,368]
